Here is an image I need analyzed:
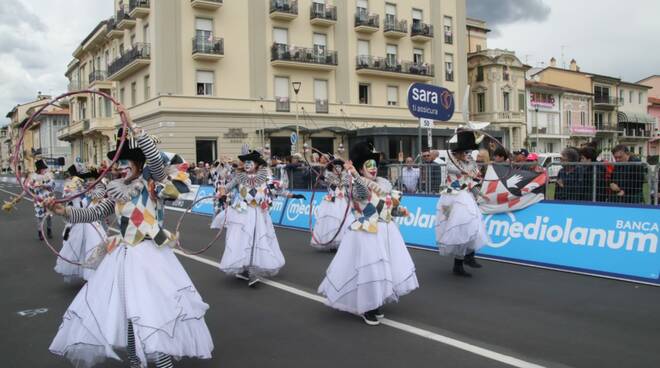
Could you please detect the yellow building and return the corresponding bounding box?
[61,0,469,164]
[5,94,51,172]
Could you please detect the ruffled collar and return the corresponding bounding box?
[106,178,145,202]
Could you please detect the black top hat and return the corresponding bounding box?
[238,150,267,167]
[326,157,345,171]
[450,131,479,153]
[350,142,380,172]
[35,159,48,172]
[67,164,98,180]
[106,128,146,162]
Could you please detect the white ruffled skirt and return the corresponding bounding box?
[219,206,285,277]
[435,191,489,257]
[318,222,419,315]
[210,209,225,230]
[49,240,213,368]
[54,222,106,283]
[311,197,354,250]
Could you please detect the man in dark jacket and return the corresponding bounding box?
[285,154,312,189]
[609,145,646,204]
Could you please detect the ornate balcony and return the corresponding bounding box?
[108,43,151,80]
[384,19,407,38]
[355,56,433,81]
[276,97,290,112]
[190,0,223,10]
[411,23,433,42]
[88,70,112,89]
[355,12,379,33]
[270,0,298,21]
[594,95,623,108]
[116,7,136,30]
[106,18,124,39]
[271,43,337,71]
[129,0,150,18]
[192,37,224,61]
[310,4,336,27]
[315,99,329,114]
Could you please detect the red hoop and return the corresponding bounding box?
[39,214,107,266]
[175,196,225,255]
[12,90,130,204]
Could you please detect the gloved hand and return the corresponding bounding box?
[291,194,306,200]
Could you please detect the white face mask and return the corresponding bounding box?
[244,160,256,173]
[117,159,133,178]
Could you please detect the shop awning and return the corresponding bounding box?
[617,111,656,124]
[263,125,311,134]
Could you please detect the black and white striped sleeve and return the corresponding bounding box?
[137,133,167,182]
[352,177,370,201]
[65,198,115,223]
[89,181,107,200]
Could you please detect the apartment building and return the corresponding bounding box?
[0,126,9,172]
[467,48,529,151]
[525,80,593,153]
[27,106,72,169]
[60,0,468,164]
[533,59,656,157]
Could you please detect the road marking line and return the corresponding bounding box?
[171,250,546,368]
[4,188,545,367]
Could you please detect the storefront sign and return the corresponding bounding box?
[530,92,556,108]
[570,126,597,135]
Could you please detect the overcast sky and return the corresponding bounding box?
[1,0,659,126]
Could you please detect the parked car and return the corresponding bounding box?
[537,153,561,180]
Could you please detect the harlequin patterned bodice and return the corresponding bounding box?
[113,178,169,246]
[350,177,404,233]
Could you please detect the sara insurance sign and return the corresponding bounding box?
[407,83,455,121]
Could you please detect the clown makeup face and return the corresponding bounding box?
[361,159,378,180]
[244,160,256,173]
[116,159,132,178]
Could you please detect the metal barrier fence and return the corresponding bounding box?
[276,162,659,206]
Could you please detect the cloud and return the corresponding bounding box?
[468,0,551,34]
[0,1,47,32]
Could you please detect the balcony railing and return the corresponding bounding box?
[595,123,618,131]
[355,12,379,29]
[116,6,135,29]
[190,0,223,9]
[310,4,337,22]
[88,70,108,84]
[270,0,298,15]
[594,96,623,105]
[192,37,224,56]
[129,0,150,13]
[496,111,524,120]
[276,97,290,112]
[411,23,433,38]
[271,43,338,66]
[619,128,652,138]
[356,56,434,77]
[384,19,408,34]
[531,127,570,136]
[108,42,151,78]
[316,99,328,114]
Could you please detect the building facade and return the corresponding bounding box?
[5,94,51,172]
[61,0,469,164]
[0,126,9,172]
[617,81,653,157]
[467,49,529,151]
[466,17,488,53]
[28,106,72,169]
[637,75,660,159]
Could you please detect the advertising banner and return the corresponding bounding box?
[191,185,216,215]
[279,190,324,229]
[168,185,200,210]
[279,191,660,284]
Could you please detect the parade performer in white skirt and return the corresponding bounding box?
[318,143,419,326]
[217,149,304,286]
[310,158,354,251]
[54,164,107,283]
[46,116,213,368]
[435,130,489,277]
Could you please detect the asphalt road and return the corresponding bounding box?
[0,179,659,368]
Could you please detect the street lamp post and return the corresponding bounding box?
[535,107,540,152]
[292,81,302,154]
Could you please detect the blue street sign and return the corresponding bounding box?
[407,83,455,121]
[290,132,298,145]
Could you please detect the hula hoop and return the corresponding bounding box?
[308,170,353,247]
[174,196,225,255]
[12,90,130,204]
[39,213,108,266]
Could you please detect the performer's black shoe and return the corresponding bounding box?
[453,259,472,277]
[38,231,44,241]
[374,308,384,319]
[47,228,53,239]
[464,252,482,268]
[235,271,249,281]
[362,310,380,326]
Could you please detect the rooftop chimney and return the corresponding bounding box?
[550,57,557,67]
[570,59,579,71]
